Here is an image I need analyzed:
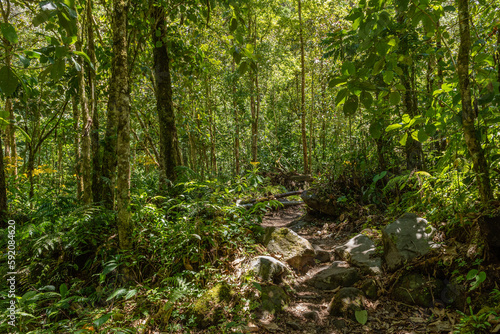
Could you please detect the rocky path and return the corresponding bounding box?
[253,205,457,334]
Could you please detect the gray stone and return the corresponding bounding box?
[247,256,287,282]
[392,273,444,307]
[265,228,316,272]
[360,279,379,300]
[382,213,436,271]
[328,287,365,320]
[308,261,360,290]
[261,285,289,313]
[313,244,332,263]
[335,234,382,275]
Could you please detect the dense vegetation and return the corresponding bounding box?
[0,0,499,332]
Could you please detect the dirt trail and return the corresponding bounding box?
[257,205,456,334]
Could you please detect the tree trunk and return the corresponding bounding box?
[152,4,179,187]
[87,0,102,203]
[113,0,133,252]
[206,76,216,173]
[298,0,309,174]
[0,134,7,223]
[72,96,83,198]
[457,0,492,204]
[77,24,92,205]
[102,71,118,208]
[232,59,240,175]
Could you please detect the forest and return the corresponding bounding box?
[0,0,500,332]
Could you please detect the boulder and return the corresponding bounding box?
[260,284,289,313]
[382,213,436,271]
[360,279,379,300]
[307,261,360,290]
[247,256,288,282]
[328,287,365,320]
[301,189,342,216]
[392,273,444,307]
[335,234,382,275]
[313,244,332,263]
[264,228,316,272]
[191,282,233,328]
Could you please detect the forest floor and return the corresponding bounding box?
[253,205,458,334]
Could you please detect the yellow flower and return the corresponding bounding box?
[250,161,260,166]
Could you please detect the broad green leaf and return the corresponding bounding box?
[51,58,65,80]
[383,70,394,84]
[125,289,137,300]
[335,88,349,106]
[0,23,19,44]
[18,54,30,68]
[93,314,111,328]
[329,76,348,88]
[360,91,373,109]
[59,283,68,299]
[343,95,358,116]
[342,61,356,76]
[402,114,411,123]
[389,91,400,105]
[106,288,127,301]
[372,58,385,75]
[466,269,478,280]
[0,66,19,96]
[369,121,383,139]
[238,61,248,75]
[418,129,429,142]
[411,130,419,141]
[102,261,118,275]
[229,17,238,32]
[355,310,368,325]
[386,123,402,132]
[33,3,57,27]
[399,132,408,145]
[425,123,436,136]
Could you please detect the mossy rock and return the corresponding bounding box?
[265,227,316,272]
[260,284,289,313]
[328,287,365,321]
[392,274,444,307]
[191,282,233,328]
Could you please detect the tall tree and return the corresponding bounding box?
[298,0,309,174]
[152,3,179,187]
[87,0,102,203]
[0,134,7,223]
[112,0,133,251]
[457,0,492,204]
[77,20,92,205]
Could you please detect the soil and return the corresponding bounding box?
[251,204,459,334]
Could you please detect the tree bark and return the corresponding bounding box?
[232,59,240,175]
[457,0,492,204]
[72,96,83,198]
[298,0,309,174]
[87,0,102,203]
[152,4,179,187]
[113,0,133,252]
[0,134,7,223]
[77,23,92,205]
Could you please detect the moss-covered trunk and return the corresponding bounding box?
[457,0,492,204]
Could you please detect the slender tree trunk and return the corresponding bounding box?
[1,2,17,177]
[0,134,7,223]
[206,76,216,173]
[232,60,240,175]
[77,24,92,205]
[298,0,308,174]
[72,96,83,198]
[152,4,179,187]
[112,0,133,252]
[457,0,492,204]
[395,5,423,171]
[308,60,314,171]
[87,0,101,203]
[102,72,118,208]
